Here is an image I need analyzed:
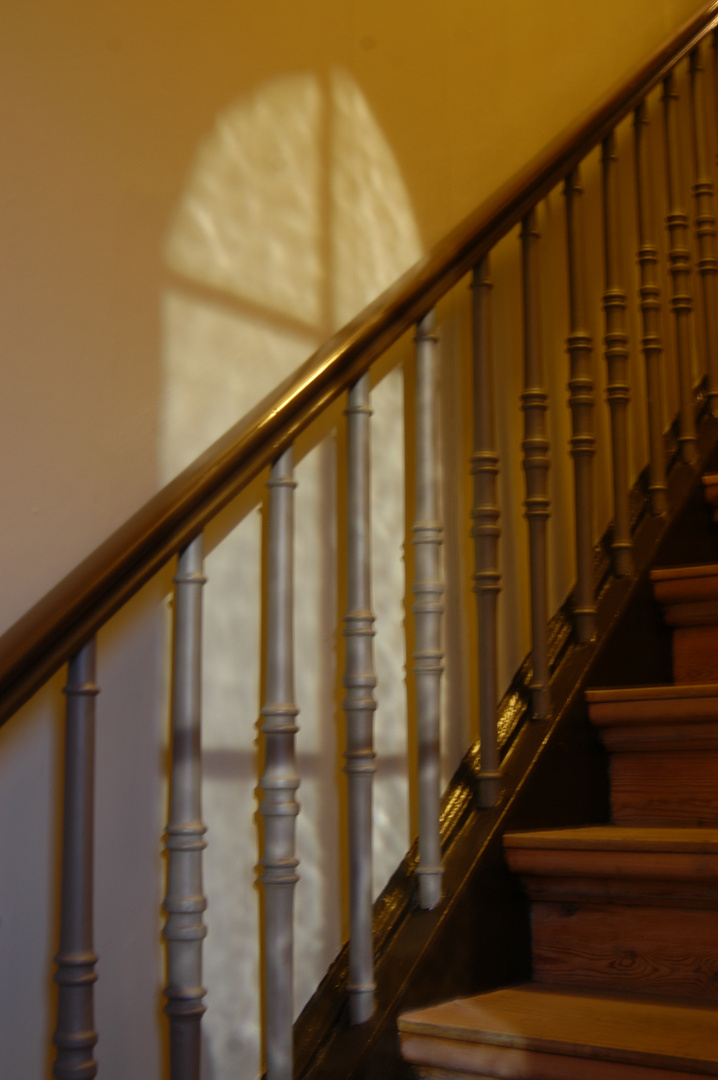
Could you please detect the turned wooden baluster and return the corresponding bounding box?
[413,310,444,910]
[690,46,718,413]
[634,100,669,516]
[164,535,208,1080]
[663,70,699,465]
[470,257,502,805]
[564,167,597,641]
[343,374,377,1024]
[260,448,300,1080]
[53,639,99,1080]
[602,131,634,574]
[521,208,551,720]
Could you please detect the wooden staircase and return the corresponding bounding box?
[398,480,718,1079]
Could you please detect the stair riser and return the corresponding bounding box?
[611,751,718,826]
[674,627,718,683]
[518,873,717,907]
[505,848,718,883]
[531,902,718,999]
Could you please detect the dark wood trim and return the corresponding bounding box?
[2,3,717,726]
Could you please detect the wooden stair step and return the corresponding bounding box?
[650,564,718,609]
[503,825,718,903]
[651,566,718,682]
[504,828,718,999]
[399,984,718,1078]
[586,684,718,750]
[504,825,718,856]
[586,689,718,824]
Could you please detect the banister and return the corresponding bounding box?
[3,0,718,728]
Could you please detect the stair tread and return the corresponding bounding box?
[399,984,718,1073]
[586,684,718,703]
[503,826,718,852]
[650,565,718,581]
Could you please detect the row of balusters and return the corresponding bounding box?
[51,40,718,1080]
[52,309,445,1080]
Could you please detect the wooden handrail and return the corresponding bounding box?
[2,0,718,727]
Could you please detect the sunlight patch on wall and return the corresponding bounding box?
[161,70,422,1080]
[166,74,323,327]
[159,289,316,478]
[330,69,423,326]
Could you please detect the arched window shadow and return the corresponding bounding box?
[160,70,422,1079]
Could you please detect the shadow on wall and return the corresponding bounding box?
[160,70,423,1079]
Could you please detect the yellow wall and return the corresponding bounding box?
[1,0,704,629]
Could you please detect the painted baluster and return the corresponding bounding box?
[413,311,444,910]
[714,30,718,168]
[690,46,718,413]
[663,71,699,465]
[564,167,597,641]
[470,258,502,806]
[343,373,377,1024]
[521,208,551,721]
[602,132,634,575]
[634,100,669,515]
[260,448,300,1080]
[53,639,99,1080]
[164,535,208,1080]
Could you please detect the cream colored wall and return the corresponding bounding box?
[0,2,707,1078]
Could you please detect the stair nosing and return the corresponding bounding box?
[399,984,718,1074]
[586,684,718,703]
[650,564,718,581]
[503,826,718,853]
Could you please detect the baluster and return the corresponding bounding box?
[412,310,444,909]
[343,373,377,1024]
[470,258,502,806]
[690,46,718,413]
[564,167,597,641]
[663,70,699,464]
[53,639,99,1080]
[634,100,669,515]
[260,448,300,1080]
[714,30,718,168]
[521,208,551,721]
[163,535,208,1080]
[602,131,634,574]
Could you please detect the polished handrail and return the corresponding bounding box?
[2,0,718,728]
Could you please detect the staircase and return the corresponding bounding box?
[6,6,718,1078]
[398,478,718,1078]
